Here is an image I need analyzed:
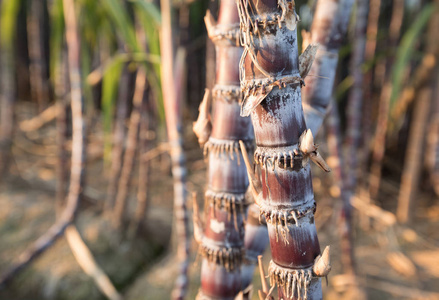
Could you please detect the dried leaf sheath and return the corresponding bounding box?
[237,0,330,298]
[193,0,254,298]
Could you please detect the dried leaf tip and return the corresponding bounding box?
[299,43,319,79]
[192,192,204,244]
[299,129,331,172]
[313,246,331,277]
[239,140,262,199]
[193,89,212,147]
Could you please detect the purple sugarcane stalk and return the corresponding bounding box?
[192,0,255,298]
[159,0,190,297]
[237,0,332,298]
[301,0,356,278]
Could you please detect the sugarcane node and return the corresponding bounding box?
[199,243,245,271]
[203,138,254,161]
[258,200,315,223]
[268,260,314,300]
[312,246,331,277]
[212,84,242,104]
[254,146,306,171]
[205,10,240,47]
[240,75,302,117]
[193,89,212,147]
[205,190,247,230]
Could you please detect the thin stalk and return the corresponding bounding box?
[193,1,253,298]
[27,0,49,111]
[397,2,439,222]
[105,66,129,212]
[360,0,381,170]
[55,52,69,213]
[345,0,368,192]
[396,87,431,223]
[0,1,18,178]
[0,0,85,284]
[302,0,354,136]
[112,67,146,229]
[368,0,405,202]
[237,0,331,298]
[65,225,122,300]
[159,0,190,297]
[326,102,354,276]
[129,90,151,236]
[426,66,439,196]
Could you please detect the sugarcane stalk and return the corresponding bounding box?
[345,0,368,192]
[368,0,405,203]
[159,0,190,297]
[129,89,151,236]
[361,0,381,166]
[0,0,19,178]
[105,66,130,212]
[0,0,85,284]
[426,66,439,196]
[236,0,331,297]
[397,87,431,223]
[27,0,49,111]
[193,1,255,298]
[241,204,269,292]
[397,2,439,223]
[302,0,354,136]
[112,67,146,229]
[55,52,69,214]
[301,0,357,280]
[326,102,356,278]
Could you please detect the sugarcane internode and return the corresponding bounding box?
[237,0,331,298]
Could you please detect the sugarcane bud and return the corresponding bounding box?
[239,140,262,199]
[193,89,212,146]
[313,246,331,277]
[192,192,204,244]
[299,43,319,79]
[204,10,217,38]
[299,129,331,172]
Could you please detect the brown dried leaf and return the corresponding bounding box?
[299,43,319,79]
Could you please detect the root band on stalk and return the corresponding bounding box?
[198,243,244,271]
[205,190,248,230]
[268,260,313,300]
[212,84,242,103]
[203,138,254,162]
